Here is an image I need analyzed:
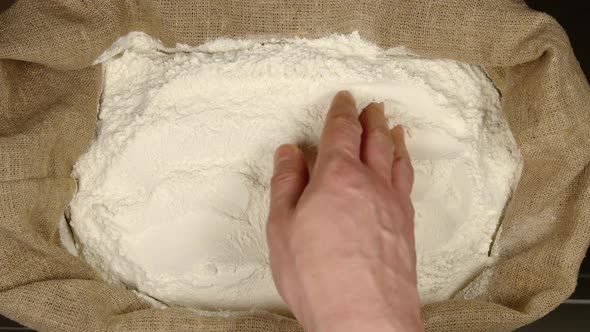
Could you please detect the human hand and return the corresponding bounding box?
[267,91,422,332]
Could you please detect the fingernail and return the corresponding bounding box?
[274,144,298,167]
[368,103,385,118]
[376,102,385,113]
[337,90,353,98]
[367,101,384,110]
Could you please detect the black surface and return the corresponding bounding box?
[0,315,24,328]
[0,0,15,14]
[525,0,590,81]
[517,303,590,332]
[580,247,590,275]
[0,314,30,331]
[1,1,588,331]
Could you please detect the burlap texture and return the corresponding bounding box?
[1,0,589,331]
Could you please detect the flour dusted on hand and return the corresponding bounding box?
[68,32,522,311]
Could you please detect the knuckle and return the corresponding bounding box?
[403,160,415,183]
[390,191,415,227]
[396,192,415,222]
[322,153,360,181]
[271,170,298,188]
[395,157,414,178]
[366,127,390,142]
[331,115,363,135]
[274,156,301,175]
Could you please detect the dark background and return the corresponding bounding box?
[1,1,589,331]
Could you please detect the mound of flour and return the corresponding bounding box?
[67,32,522,312]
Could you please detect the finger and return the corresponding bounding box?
[359,102,394,182]
[268,144,309,222]
[317,91,362,163]
[390,125,414,196]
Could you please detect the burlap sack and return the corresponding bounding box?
[1,0,589,331]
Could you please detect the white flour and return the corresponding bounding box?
[67,32,522,312]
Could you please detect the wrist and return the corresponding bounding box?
[314,311,423,332]
[295,296,398,332]
[294,294,422,332]
[286,262,422,331]
[314,315,396,332]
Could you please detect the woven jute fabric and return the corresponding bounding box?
[1,0,589,331]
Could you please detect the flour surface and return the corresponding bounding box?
[68,32,522,311]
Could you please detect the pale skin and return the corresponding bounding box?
[267,91,423,332]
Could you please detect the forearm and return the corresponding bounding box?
[311,308,422,332]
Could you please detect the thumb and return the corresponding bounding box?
[269,144,309,220]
